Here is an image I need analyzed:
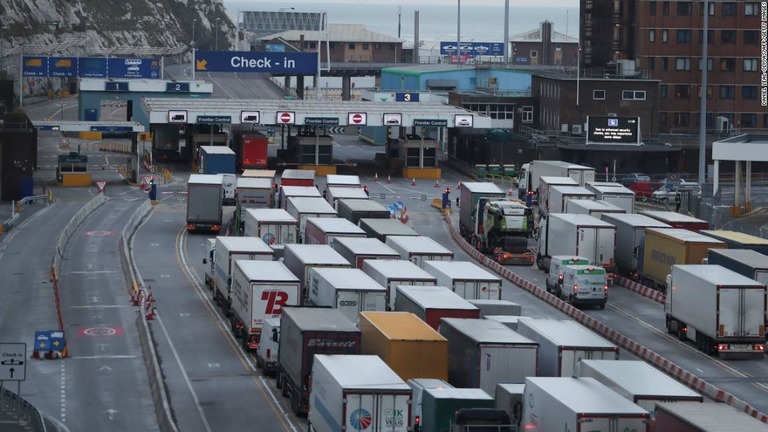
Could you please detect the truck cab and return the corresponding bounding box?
[560,265,608,309]
[546,256,590,294]
[221,173,237,206]
[256,318,280,375]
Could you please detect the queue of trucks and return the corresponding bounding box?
[185,167,768,431]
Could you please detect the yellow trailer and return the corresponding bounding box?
[641,228,726,289]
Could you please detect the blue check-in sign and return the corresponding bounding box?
[195,51,318,75]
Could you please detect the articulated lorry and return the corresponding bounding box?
[705,248,768,284]
[700,229,768,254]
[230,260,301,351]
[283,244,351,303]
[640,228,726,289]
[585,181,636,213]
[423,260,502,300]
[362,260,437,310]
[536,213,616,275]
[599,213,671,279]
[242,208,298,257]
[394,285,480,330]
[518,160,596,200]
[285,197,337,242]
[304,217,366,246]
[307,267,387,325]
[211,236,273,316]
[336,198,390,225]
[186,174,223,233]
[331,237,400,269]
[665,264,766,358]
[654,401,768,432]
[385,235,454,268]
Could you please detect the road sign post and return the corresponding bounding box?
[0,343,26,381]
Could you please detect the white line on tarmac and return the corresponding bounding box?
[70,355,139,360]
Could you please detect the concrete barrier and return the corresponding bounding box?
[52,193,107,278]
[442,212,768,423]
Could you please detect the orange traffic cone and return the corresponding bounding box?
[412,178,416,186]
[508,187,514,196]
[374,173,379,182]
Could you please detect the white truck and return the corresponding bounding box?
[282,244,351,303]
[516,318,619,377]
[235,177,273,211]
[279,185,322,210]
[599,213,671,278]
[186,174,223,233]
[243,208,299,259]
[203,238,216,290]
[407,378,454,430]
[559,265,608,309]
[466,299,522,317]
[423,260,502,301]
[518,160,596,200]
[308,354,412,432]
[543,185,595,217]
[439,318,539,395]
[304,217,366,246]
[336,199,390,225]
[332,237,401,268]
[564,199,625,219]
[521,377,651,432]
[255,317,280,375]
[359,218,419,242]
[361,260,437,310]
[307,267,388,325]
[536,213,617,276]
[537,176,578,217]
[495,383,525,429]
[545,255,590,294]
[220,173,237,207]
[585,181,636,213]
[325,174,361,188]
[230,260,301,351]
[326,186,368,209]
[285,197,337,242]
[665,264,767,358]
[385,235,454,268]
[212,236,274,316]
[576,359,703,415]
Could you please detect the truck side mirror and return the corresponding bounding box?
[202,258,207,264]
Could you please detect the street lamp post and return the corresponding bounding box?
[191,18,197,80]
[215,17,221,51]
[19,25,31,108]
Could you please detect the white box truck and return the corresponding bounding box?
[186,174,223,233]
[304,217,366,246]
[544,185,595,217]
[576,359,703,415]
[467,299,522,317]
[439,318,539,395]
[385,235,454,268]
[286,197,337,242]
[337,199,390,225]
[279,185,321,209]
[308,354,412,432]
[516,318,619,377]
[665,264,767,358]
[423,260,502,300]
[203,238,216,289]
[521,377,650,432]
[600,213,670,278]
[230,260,301,351]
[255,317,280,375]
[236,177,273,211]
[362,260,437,310]
[332,237,401,269]
[518,160,596,200]
[537,176,578,216]
[307,267,388,324]
[327,186,368,209]
[243,208,299,258]
[325,174,361,188]
[407,379,454,430]
[565,199,626,219]
[283,244,351,303]
[359,218,419,242]
[495,383,525,428]
[212,236,274,316]
[536,213,616,275]
[586,181,636,213]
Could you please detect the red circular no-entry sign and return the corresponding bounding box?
[278,112,294,124]
[352,114,363,123]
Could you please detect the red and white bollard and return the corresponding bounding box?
[374,173,379,182]
[434,179,439,187]
[457,182,462,190]
[412,178,416,186]
[387,175,392,184]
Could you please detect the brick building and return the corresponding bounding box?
[510,21,580,67]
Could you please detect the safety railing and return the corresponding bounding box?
[0,386,46,431]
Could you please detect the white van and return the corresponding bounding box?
[545,255,590,293]
[221,173,237,206]
[255,317,280,375]
[560,265,608,309]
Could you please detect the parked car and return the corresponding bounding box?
[620,173,651,187]
[652,180,701,201]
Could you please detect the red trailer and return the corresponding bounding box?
[638,210,709,232]
[281,169,316,187]
[394,285,480,330]
[234,130,269,170]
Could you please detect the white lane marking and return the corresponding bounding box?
[71,355,139,360]
[68,270,118,274]
[70,305,129,309]
[205,72,235,99]
[60,362,66,423]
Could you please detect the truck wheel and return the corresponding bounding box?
[291,391,300,415]
[275,372,283,389]
[536,254,545,270]
[598,302,606,310]
[282,381,290,398]
[677,323,687,341]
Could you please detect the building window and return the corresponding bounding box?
[674,113,690,126]
[740,113,757,128]
[696,113,714,127]
[650,1,657,15]
[661,57,669,71]
[700,1,715,15]
[662,30,669,42]
[744,30,760,44]
[764,114,768,128]
[676,2,692,15]
[375,43,381,49]
[348,43,356,50]
[663,1,670,15]
[660,112,668,126]
[720,58,735,71]
[698,85,713,99]
[676,30,692,43]
[649,30,655,43]
[698,29,715,43]
[593,90,606,100]
[720,30,737,44]
[698,58,713,71]
[531,50,538,58]
[743,86,759,99]
[647,57,655,70]
[719,85,736,99]
[660,84,668,98]
[745,2,760,15]
[522,106,534,123]
[623,90,647,100]
[362,43,370,50]
[676,57,691,71]
[744,58,759,71]
[675,85,691,99]
[722,2,737,16]
[308,42,317,49]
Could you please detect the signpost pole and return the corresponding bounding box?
[19,53,23,108]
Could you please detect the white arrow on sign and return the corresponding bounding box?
[0,343,27,381]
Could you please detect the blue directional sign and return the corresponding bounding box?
[49,57,78,77]
[90,125,133,132]
[34,331,52,352]
[105,81,129,92]
[195,51,318,75]
[395,92,419,102]
[166,82,190,93]
[22,56,47,77]
[108,57,160,79]
[440,42,505,56]
[79,57,108,78]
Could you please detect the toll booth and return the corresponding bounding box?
[288,126,336,175]
[57,153,92,186]
[401,134,440,179]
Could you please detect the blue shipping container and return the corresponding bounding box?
[200,146,236,174]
